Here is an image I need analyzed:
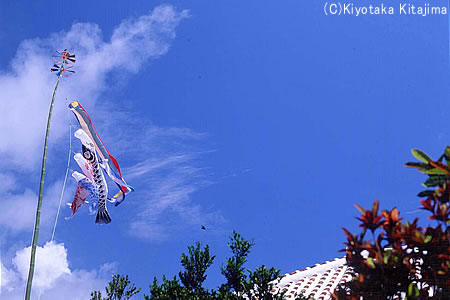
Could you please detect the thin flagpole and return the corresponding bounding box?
[24,50,76,300]
[25,73,62,300]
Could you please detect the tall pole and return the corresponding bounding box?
[25,73,61,300]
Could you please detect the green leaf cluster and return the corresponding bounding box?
[91,274,141,300]
[148,231,306,299]
[92,231,309,299]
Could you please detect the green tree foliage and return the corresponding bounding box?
[146,241,215,300]
[244,265,284,300]
[91,233,310,300]
[90,274,141,300]
[219,230,254,297]
[334,147,450,299]
[147,231,308,299]
[179,242,215,297]
[216,231,300,299]
[146,276,193,300]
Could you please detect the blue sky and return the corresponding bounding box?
[0,0,449,298]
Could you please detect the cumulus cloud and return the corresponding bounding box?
[13,241,70,289]
[1,241,110,299]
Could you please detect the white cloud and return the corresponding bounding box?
[1,242,110,300]
[0,261,20,294]
[0,189,37,233]
[0,173,16,192]
[0,182,62,233]
[87,110,222,241]
[126,150,222,241]
[126,154,194,180]
[13,241,70,290]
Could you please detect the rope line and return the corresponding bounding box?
[51,99,73,241]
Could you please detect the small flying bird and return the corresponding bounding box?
[201,225,206,230]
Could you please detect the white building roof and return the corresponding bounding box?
[273,257,353,300]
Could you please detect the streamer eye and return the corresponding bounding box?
[83,151,92,159]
